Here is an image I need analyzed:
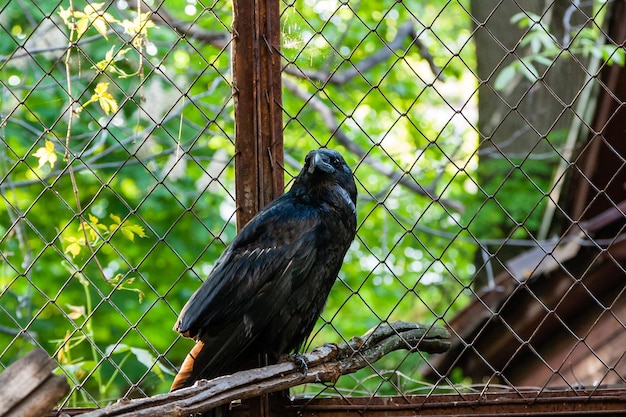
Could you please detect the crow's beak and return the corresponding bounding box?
[308,152,334,174]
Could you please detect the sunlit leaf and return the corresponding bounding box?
[109,213,122,226]
[79,82,119,115]
[121,12,155,48]
[83,214,107,241]
[106,343,130,356]
[93,46,132,77]
[108,214,146,241]
[73,3,117,39]
[75,17,90,39]
[57,330,72,364]
[130,347,175,377]
[94,82,118,115]
[58,6,72,26]
[66,304,86,320]
[63,236,85,258]
[32,139,57,169]
[121,223,146,241]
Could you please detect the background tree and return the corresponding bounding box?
[468,0,618,287]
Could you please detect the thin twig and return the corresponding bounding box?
[61,0,108,281]
[131,3,441,85]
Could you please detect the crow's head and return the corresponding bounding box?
[294,149,357,207]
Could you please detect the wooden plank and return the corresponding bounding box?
[275,390,626,416]
[52,388,626,417]
[8,374,69,417]
[0,349,57,415]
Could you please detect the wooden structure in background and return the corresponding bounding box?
[425,202,626,387]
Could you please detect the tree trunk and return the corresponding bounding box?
[469,0,593,288]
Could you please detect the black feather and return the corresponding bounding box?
[171,148,357,391]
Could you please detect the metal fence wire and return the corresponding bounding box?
[1,0,626,413]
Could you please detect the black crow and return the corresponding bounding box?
[171,148,357,391]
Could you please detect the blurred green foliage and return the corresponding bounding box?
[0,0,571,407]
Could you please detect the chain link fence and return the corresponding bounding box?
[1,0,625,412]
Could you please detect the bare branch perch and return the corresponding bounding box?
[77,322,449,417]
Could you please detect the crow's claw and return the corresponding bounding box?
[290,353,308,378]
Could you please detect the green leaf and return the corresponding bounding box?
[510,12,541,28]
[106,344,174,379]
[494,65,517,91]
[533,55,554,67]
[129,347,175,378]
[518,58,539,82]
[106,343,130,356]
[121,223,146,241]
[109,213,146,241]
[130,347,158,371]
[603,45,625,66]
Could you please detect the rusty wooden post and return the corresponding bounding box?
[232,0,284,415]
[233,0,284,230]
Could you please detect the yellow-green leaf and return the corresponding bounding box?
[121,12,155,48]
[121,223,146,241]
[107,214,146,241]
[64,236,85,258]
[99,95,118,115]
[109,213,122,225]
[93,47,132,77]
[75,17,90,39]
[58,6,72,26]
[91,15,110,38]
[32,139,57,169]
[83,215,107,241]
[73,3,117,39]
[85,82,118,115]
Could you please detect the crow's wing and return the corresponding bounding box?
[174,196,321,340]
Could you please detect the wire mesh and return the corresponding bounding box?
[1,0,625,412]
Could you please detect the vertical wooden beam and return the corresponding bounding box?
[232,0,284,415]
[233,0,284,230]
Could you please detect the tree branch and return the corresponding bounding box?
[134,2,230,49]
[123,5,461,212]
[77,321,449,417]
[283,21,443,84]
[134,3,440,83]
[283,77,465,213]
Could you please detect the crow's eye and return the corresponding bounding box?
[331,157,340,166]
